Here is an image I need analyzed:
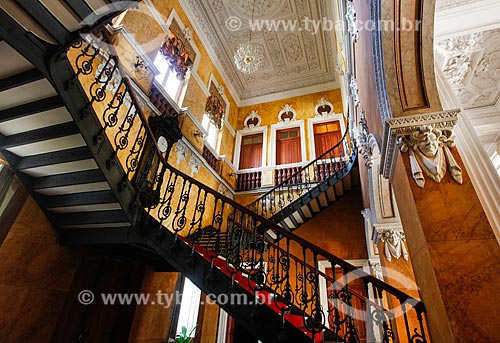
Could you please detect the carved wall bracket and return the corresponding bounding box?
[357,109,372,167]
[381,109,461,186]
[373,224,409,262]
[399,126,463,188]
[174,140,189,165]
[189,154,201,176]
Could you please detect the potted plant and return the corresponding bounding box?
[174,325,197,343]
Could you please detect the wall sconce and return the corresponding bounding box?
[193,129,205,139]
[134,56,146,69]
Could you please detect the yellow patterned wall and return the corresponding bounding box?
[102,1,344,203]
[237,89,343,163]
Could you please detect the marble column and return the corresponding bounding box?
[383,110,500,342]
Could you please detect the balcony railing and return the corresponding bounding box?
[248,128,354,220]
[202,144,218,171]
[66,28,429,343]
[236,171,262,191]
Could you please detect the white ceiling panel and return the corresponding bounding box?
[0,41,34,79]
[0,79,56,111]
[22,159,98,177]
[6,134,86,156]
[35,181,111,196]
[0,107,72,135]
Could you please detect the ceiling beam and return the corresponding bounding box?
[0,8,52,76]
[0,69,44,92]
[11,146,93,170]
[50,209,129,226]
[57,227,143,245]
[0,96,63,123]
[14,0,70,45]
[0,121,79,149]
[30,169,106,190]
[62,0,93,21]
[39,190,117,208]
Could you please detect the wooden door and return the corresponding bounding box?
[276,127,301,165]
[313,122,342,158]
[239,133,263,169]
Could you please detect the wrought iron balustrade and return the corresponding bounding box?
[67,29,429,343]
[248,128,355,220]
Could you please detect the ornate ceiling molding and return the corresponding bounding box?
[436,28,500,110]
[435,0,481,11]
[182,0,338,101]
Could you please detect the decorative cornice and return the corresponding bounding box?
[386,109,460,135]
[382,109,460,180]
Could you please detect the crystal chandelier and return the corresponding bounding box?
[234,42,264,74]
[234,0,263,74]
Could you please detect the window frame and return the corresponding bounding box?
[269,119,306,168]
[153,50,189,104]
[234,125,268,172]
[307,114,347,161]
[202,113,222,152]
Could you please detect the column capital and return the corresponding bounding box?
[382,109,463,188]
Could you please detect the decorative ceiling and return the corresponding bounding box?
[182,0,338,102]
[435,0,482,11]
[436,28,500,110]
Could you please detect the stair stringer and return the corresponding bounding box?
[140,217,315,343]
[264,156,360,237]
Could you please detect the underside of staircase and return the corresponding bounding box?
[0,3,429,343]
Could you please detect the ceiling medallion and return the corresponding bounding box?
[234,0,264,74]
[234,42,264,74]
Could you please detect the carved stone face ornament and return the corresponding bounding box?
[399,125,463,188]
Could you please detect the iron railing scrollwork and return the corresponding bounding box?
[67,29,429,343]
[247,127,356,226]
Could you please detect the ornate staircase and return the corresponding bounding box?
[0,6,429,343]
[248,131,360,236]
